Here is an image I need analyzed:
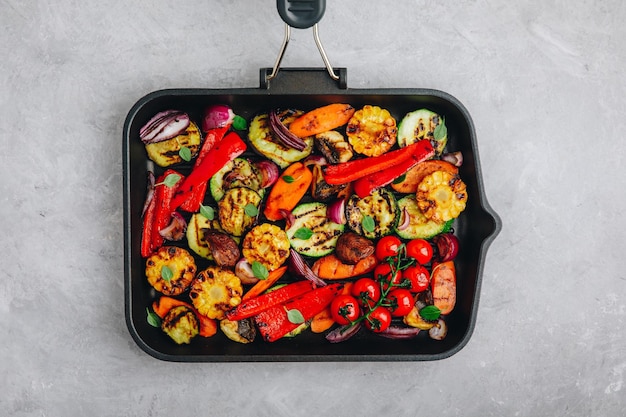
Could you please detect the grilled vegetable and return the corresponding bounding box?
[145,246,197,296]
[311,253,378,279]
[248,109,314,168]
[391,159,458,194]
[241,265,288,301]
[310,164,347,201]
[263,161,313,221]
[218,187,262,237]
[241,223,290,271]
[204,230,240,268]
[397,108,447,155]
[314,130,354,164]
[219,318,256,344]
[346,105,397,157]
[286,202,344,257]
[190,266,243,320]
[395,195,452,239]
[288,103,355,138]
[186,212,236,260]
[416,170,468,223]
[209,157,264,202]
[431,261,456,315]
[160,305,199,344]
[152,296,218,338]
[227,279,314,320]
[346,188,399,239]
[334,232,375,265]
[145,121,201,167]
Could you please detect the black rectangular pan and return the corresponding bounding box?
[123,66,501,361]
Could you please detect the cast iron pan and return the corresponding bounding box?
[123,1,501,361]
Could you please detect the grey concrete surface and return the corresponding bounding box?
[2,0,625,415]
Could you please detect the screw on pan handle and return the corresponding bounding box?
[266,0,340,86]
[277,0,326,29]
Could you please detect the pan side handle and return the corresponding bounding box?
[260,67,347,92]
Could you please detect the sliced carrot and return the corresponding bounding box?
[263,162,313,221]
[288,103,355,138]
[310,282,353,333]
[152,296,218,338]
[311,254,378,279]
[390,159,458,194]
[242,265,288,301]
[430,261,456,315]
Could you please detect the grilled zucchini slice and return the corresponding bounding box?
[416,170,468,223]
[242,223,291,271]
[248,109,314,168]
[145,246,197,296]
[217,187,262,237]
[395,195,452,239]
[190,266,243,320]
[145,121,201,167]
[286,202,345,257]
[186,212,235,260]
[346,188,399,239]
[397,109,447,156]
[346,105,397,157]
[209,157,264,202]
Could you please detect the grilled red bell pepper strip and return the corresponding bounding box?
[226,280,315,321]
[353,141,435,198]
[171,131,247,210]
[151,169,184,252]
[141,185,157,257]
[177,126,230,212]
[323,140,434,185]
[254,283,344,342]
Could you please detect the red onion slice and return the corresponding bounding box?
[326,322,362,343]
[289,249,327,287]
[327,198,346,225]
[255,160,280,188]
[378,325,421,339]
[141,171,156,217]
[303,155,328,168]
[159,212,187,241]
[202,104,235,131]
[140,110,190,144]
[432,233,460,262]
[441,151,463,167]
[396,207,410,231]
[269,110,307,151]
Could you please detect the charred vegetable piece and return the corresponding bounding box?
[145,246,197,296]
[186,213,237,261]
[209,157,264,202]
[161,305,199,345]
[189,266,243,320]
[248,109,314,168]
[217,187,262,237]
[263,161,313,221]
[416,170,468,223]
[288,103,355,138]
[431,261,456,315]
[314,130,354,164]
[334,232,375,265]
[397,108,447,156]
[204,230,240,268]
[310,164,347,202]
[395,195,453,239]
[346,105,397,157]
[285,202,344,257]
[145,121,201,167]
[220,318,256,344]
[241,223,290,272]
[345,188,399,239]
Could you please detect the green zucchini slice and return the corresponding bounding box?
[345,188,399,239]
[286,202,344,257]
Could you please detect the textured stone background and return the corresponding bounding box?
[1,0,625,415]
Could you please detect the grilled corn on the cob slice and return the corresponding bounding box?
[241,223,290,271]
[346,105,397,157]
[190,266,243,320]
[145,246,197,296]
[161,305,199,344]
[416,170,467,223]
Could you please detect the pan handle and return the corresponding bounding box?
[265,0,341,88]
[260,67,347,91]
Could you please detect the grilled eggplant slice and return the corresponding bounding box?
[220,318,256,344]
[161,305,199,345]
[395,195,452,239]
[145,121,201,167]
[286,202,345,257]
[346,188,399,239]
[346,105,397,157]
[190,266,243,320]
[209,157,264,202]
[145,246,197,296]
[218,187,262,237]
[241,223,290,271]
[248,109,314,168]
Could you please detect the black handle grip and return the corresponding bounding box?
[277,0,326,29]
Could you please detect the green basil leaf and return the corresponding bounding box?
[282,175,295,183]
[179,146,192,162]
[161,265,174,282]
[433,118,447,141]
[293,227,313,240]
[200,204,215,220]
[286,308,305,324]
[392,173,406,184]
[233,115,247,131]
[162,173,181,188]
[362,215,375,233]
[244,203,259,217]
[146,308,161,328]
[419,305,441,321]
[251,261,269,280]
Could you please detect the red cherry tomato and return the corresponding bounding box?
[406,239,434,265]
[373,262,402,290]
[330,295,361,325]
[364,306,392,333]
[386,289,415,317]
[403,265,431,293]
[351,277,381,307]
[375,235,403,261]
